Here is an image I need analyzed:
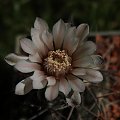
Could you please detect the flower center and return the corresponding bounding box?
[44,49,72,77]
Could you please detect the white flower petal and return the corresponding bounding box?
[59,78,71,96]
[33,79,47,89]
[29,52,42,63]
[42,30,54,50]
[72,56,93,68]
[67,74,85,92]
[45,81,59,101]
[76,23,89,43]
[20,38,37,55]
[47,76,56,86]
[31,28,48,57]
[31,28,41,48]
[72,41,96,61]
[53,19,66,49]
[71,68,86,76]
[30,70,47,89]
[81,69,103,83]
[71,91,81,105]
[30,70,45,81]
[91,55,103,67]
[34,17,48,32]
[5,53,28,66]
[63,27,79,55]
[15,77,33,95]
[15,60,40,73]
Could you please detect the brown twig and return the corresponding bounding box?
[91,84,113,92]
[103,44,114,58]
[55,105,69,110]
[51,109,66,120]
[28,108,48,120]
[67,106,74,120]
[82,106,99,118]
[97,91,120,99]
[87,87,103,113]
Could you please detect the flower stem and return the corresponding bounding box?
[28,108,48,120]
[67,106,74,120]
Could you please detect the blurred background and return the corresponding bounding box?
[1,0,120,120]
[1,0,120,58]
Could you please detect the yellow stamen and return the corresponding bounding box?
[44,49,71,77]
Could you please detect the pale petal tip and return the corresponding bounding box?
[80,23,89,30]
[4,55,14,66]
[97,72,103,82]
[34,17,48,30]
[15,82,25,95]
[35,17,42,23]
[45,82,59,101]
[15,78,33,95]
[55,19,65,27]
[58,18,64,22]
[76,23,89,39]
[35,17,44,24]
[36,17,40,20]
[82,70,103,83]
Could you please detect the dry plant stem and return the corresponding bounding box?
[67,106,74,120]
[107,99,120,106]
[83,106,105,120]
[76,108,83,120]
[82,106,98,118]
[51,112,60,120]
[97,91,120,99]
[105,58,110,70]
[87,87,103,113]
[51,109,66,120]
[28,108,48,120]
[56,105,69,110]
[100,100,108,120]
[100,69,118,74]
[102,44,114,70]
[89,103,96,110]
[91,84,113,92]
[103,44,114,58]
[92,84,120,94]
